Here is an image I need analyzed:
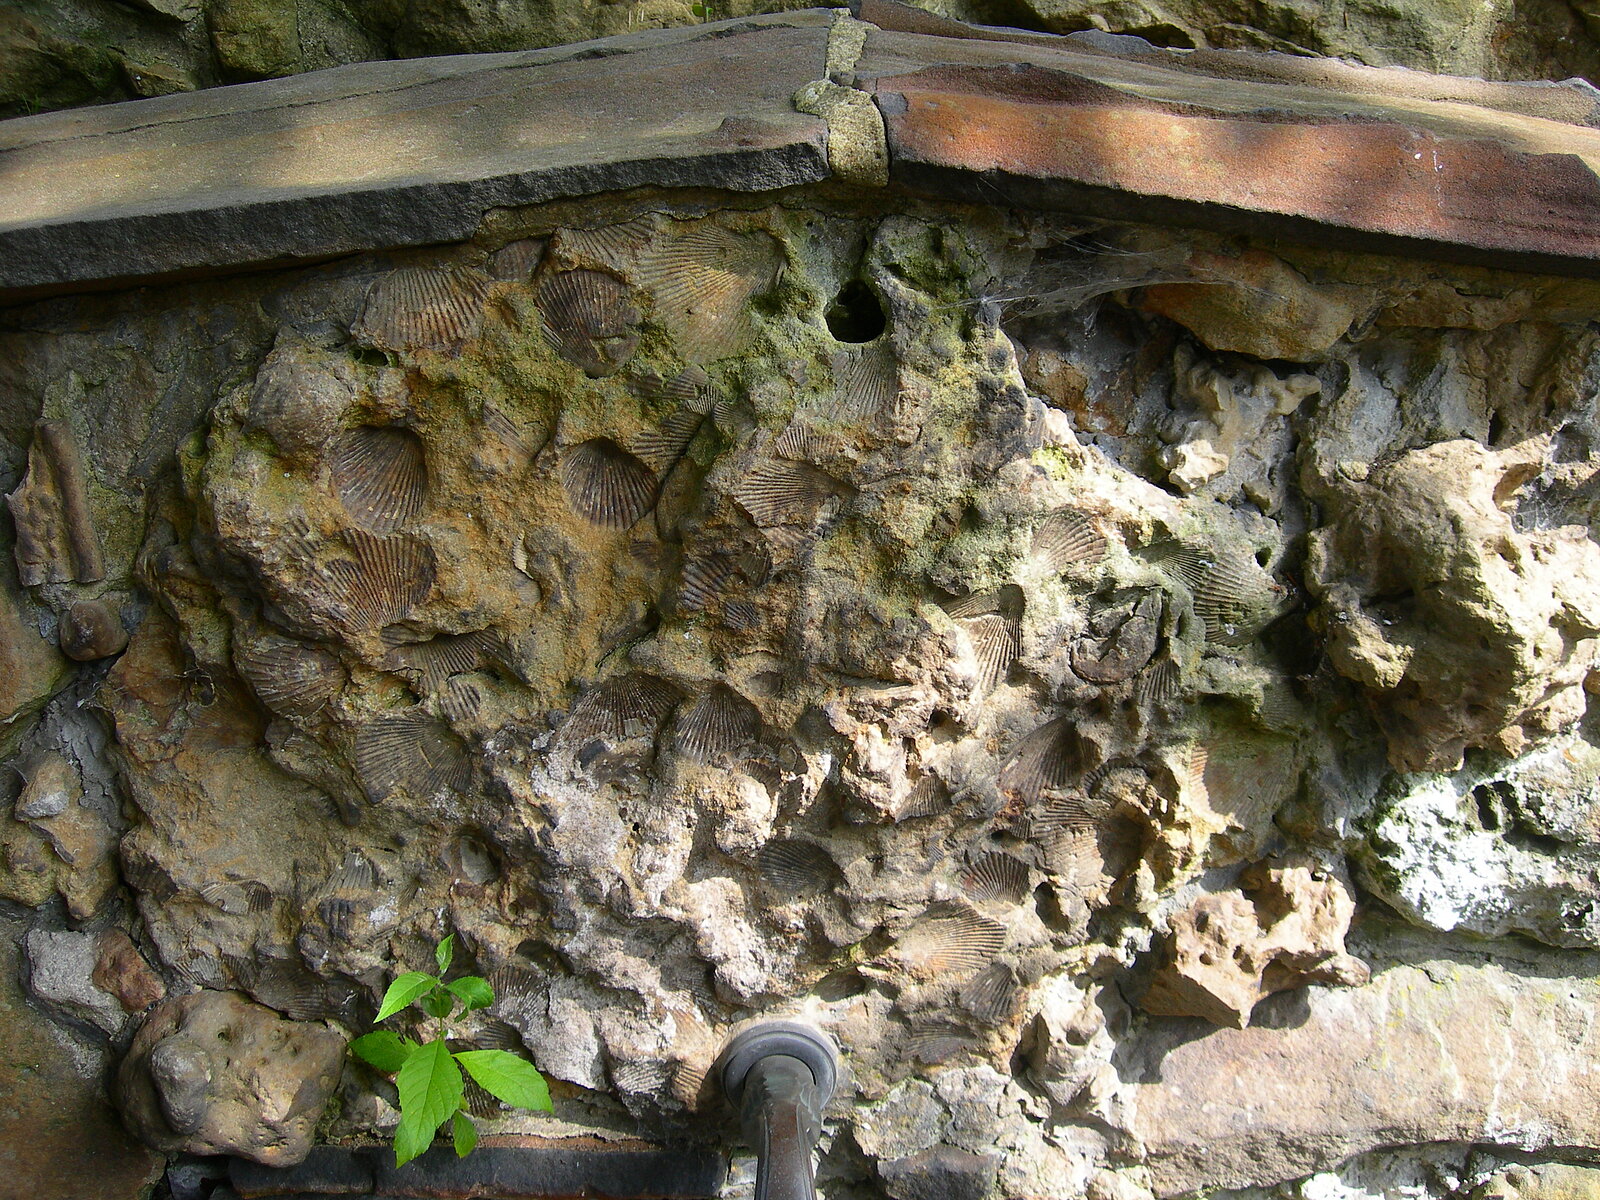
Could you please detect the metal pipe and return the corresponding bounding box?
[717,1022,839,1200]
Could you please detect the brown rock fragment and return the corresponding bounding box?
[1140,854,1368,1027]
[116,990,344,1165]
[93,930,166,1014]
[59,598,129,661]
[0,558,69,745]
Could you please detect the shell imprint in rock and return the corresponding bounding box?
[631,408,707,474]
[1031,509,1108,573]
[892,901,1007,979]
[538,269,640,378]
[999,716,1090,809]
[960,612,1019,696]
[234,632,347,719]
[352,266,490,353]
[490,238,546,281]
[678,551,747,613]
[675,683,762,761]
[959,961,1020,1025]
[317,531,436,633]
[550,217,658,271]
[829,342,898,420]
[1147,541,1285,645]
[560,439,659,528]
[381,628,508,690]
[960,851,1031,906]
[354,709,472,804]
[756,838,843,896]
[560,673,683,744]
[637,223,781,363]
[330,426,427,533]
[732,460,842,528]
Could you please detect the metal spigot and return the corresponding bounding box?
[716,1021,839,1200]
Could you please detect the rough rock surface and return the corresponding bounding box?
[116,990,345,1164]
[6,45,1600,1196]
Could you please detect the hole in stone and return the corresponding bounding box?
[825,280,886,343]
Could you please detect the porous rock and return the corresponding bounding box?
[116,990,344,1164]
[1140,855,1369,1027]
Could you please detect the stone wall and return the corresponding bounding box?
[9,186,1600,1199]
[9,0,1600,120]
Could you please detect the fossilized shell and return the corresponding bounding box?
[962,613,1018,695]
[772,422,833,462]
[330,426,427,533]
[830,342,897,420]
[905,1021,977,1064]
[959,962,1020,1025]
[637,223,781,362]
[641,364,711,410]
[247,351,352,460]
[474,1019,525,1050]
[354,709,472,803]
[1071,591,1161,684]
[538,269,640,377]
[490,238,546,281]
[631,408,706,474]
[551,217,657,271]
[1135,657,1181,706]
[318,531,436,633]
[960,852,1030,906]
[235,632,347,719]
[678,551,746,612]
[999,717,1089,809]
[1147,541,1286,645]
[1031,510,1108,573]
[353,266,490,353]
[463,1077,501,1118]
[897,773,950,820]
[329,851,377,893]
[610,1058,669,1096]
[892,901,1006,979]
[381,628,507,690]
[440,678,484,723]
[732,460,841,527]
[560,439,658,528]
[675,684,761,761]
[756,839,842,896]
[560,673,683,743]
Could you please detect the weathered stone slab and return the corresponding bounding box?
[0,14,831,296]
[858,15,1600,274]
[1124,955,1600,1195]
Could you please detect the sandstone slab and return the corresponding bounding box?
[1124,956,1600,1195]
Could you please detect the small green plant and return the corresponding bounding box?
[350,935,552,1167]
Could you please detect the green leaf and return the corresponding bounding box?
[452,1109,477,1157]
[350,1030,417,1074]
[394,1039,464,1168]
[435,935,454,975]
[376,972,439,1024]
[445,976,494,1013]
[454,1050,553,1113]
[420,985,456,1020]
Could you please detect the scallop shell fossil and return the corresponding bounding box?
[756,839,843,896]
[828,342,898,421]
[330,426,427,533]
[354,708,472,804]
[675,683,762,761]
[732,460,843,528]
[315,530,436,635]
[560,439,659,528]
[1031,509,1108,573]
[234,632,347,719]
[636,223,781,363]
[960,851,1030,906]
[1146,541,1287,645]
[559,673,683,744]
[892,901,1006,979]
[998,716,1090,809]
[381,628,508,690]
[352,266,490,353]
[538,269,640,378]
[959,962,1020,1025]
[550,217,658,271]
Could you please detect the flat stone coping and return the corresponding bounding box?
[7,0,1600,300]
[228,1142,728,1199]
